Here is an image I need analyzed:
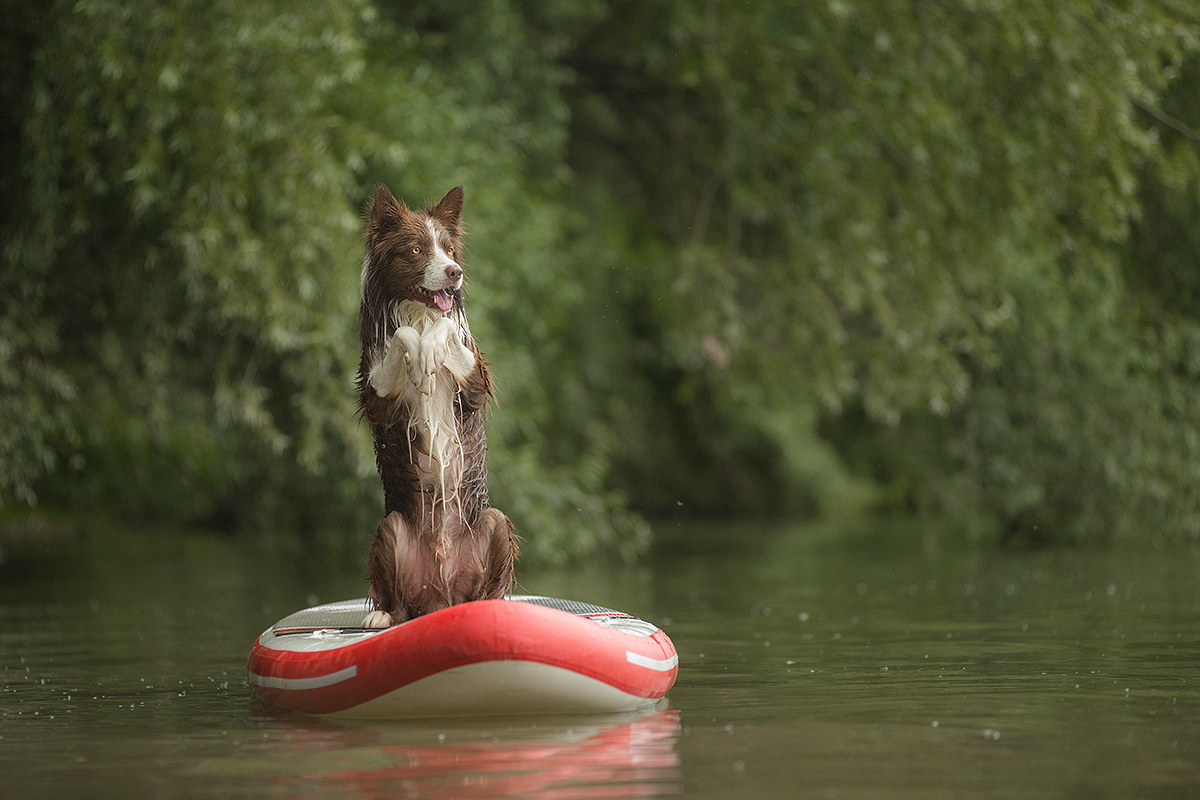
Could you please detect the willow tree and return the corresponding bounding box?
[0,0,649,560]
[551,0,1200,542]
[1,0,376,529]
[5,0,1200,553]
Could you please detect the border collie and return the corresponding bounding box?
[357,185,517,627]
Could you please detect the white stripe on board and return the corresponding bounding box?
[249,665,357,691]
[625,651,679,672]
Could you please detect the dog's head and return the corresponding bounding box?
[362,185,465,314]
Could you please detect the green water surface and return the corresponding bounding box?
[2,521,1198,798]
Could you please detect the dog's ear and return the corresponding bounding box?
[431,186,464,231]
[366,184,407,233]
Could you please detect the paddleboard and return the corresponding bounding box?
[247,595,678,718]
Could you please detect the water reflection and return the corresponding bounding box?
[253,708,682,799]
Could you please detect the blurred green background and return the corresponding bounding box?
[3,0,1200,561]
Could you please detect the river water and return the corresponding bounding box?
[2,520,1199,798]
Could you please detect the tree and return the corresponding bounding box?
[2,0,376,530]
[5,0,1200,554]
[551,0,1200,543]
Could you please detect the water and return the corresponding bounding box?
[3,520,1200,798]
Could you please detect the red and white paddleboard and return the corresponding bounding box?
[247,595,678,718]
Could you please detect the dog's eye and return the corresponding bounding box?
[411,247,421,255]
[446,247,455,256]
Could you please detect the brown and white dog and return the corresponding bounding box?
[357,185,517,628]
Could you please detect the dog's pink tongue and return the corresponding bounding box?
[435,291,453,312]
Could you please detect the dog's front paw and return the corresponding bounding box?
[370,327,421,397]
[444,339,475,383]
[415,341,446,383]
[361,610,393,628]
[416,316,465,379]
[409,369,435,396]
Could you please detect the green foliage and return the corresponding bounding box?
[553,0,1200,543]
[3,0,1200,553]
[2,0,377,532]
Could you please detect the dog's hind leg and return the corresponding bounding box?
[363,511,419,627]
[476,507,518,600]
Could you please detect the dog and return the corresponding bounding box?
[357,185,517,627]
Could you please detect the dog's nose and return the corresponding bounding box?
[446,264,463,284]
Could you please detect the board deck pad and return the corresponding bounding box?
[273,595,628,629]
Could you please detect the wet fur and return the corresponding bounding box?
[358,185,517,627]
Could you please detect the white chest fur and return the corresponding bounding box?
[368,301,476,498]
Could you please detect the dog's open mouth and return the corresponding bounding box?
[410,286,455,312]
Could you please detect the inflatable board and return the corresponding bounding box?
[247,595,678,718]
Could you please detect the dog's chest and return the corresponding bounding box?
[408,378,463,492]
[392,306,466,494]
